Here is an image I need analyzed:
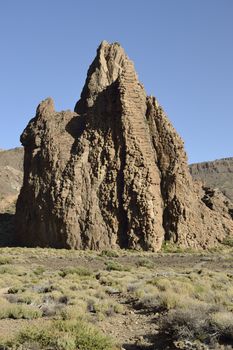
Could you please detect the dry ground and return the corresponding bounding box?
[0,244,232,349]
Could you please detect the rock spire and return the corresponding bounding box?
[15,41,233,250]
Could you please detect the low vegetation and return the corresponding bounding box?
[2,319,116,350]
[0,245,232,349]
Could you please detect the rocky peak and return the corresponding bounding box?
[75,41,136,113]
[36,97,55,117]
[15,41,233,250]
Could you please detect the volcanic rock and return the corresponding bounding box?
[0,147,24,208]
[0,147,24,246]
[0,147,23,215]
[189,158,233,202]
[15,41,233,250]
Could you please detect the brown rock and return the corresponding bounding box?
[0,147,24,206]
[146,98,233,247]
[15,41,233,250]
[200,186,233,220]
[0,147,24,246]
[189,157,233,202]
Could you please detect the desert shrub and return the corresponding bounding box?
[69,284,79,291]
[7,287,21,294]
[0,266,15,274]
[160,305,213,343]
[93,287,106,298]
[138,293,160,310]
[6,293,33,305]
[4,294,19,304]
[61,300,87,321]
[161,242,184,253]
[160,308,233,348]
[222,237,233,247]
[159,303,233,347]
[86,298,96,313]
[37,284,56,293]
[100,250,119,258]
[136,258,154,269]
[127,281,143,293]
[172,279,195,296]
[59,267,92,278]
[211,312,233,343]
[2,320,116,350]
[41,303,64,317]
[105,261,124,271]
[86,298,124,317]
[0,256,12,265]
[161,241,197,254]
[148,277,172,291]
[33,266,45,275]
[0,265,27,276]
[158,290,184,310]
[0,301,42,320]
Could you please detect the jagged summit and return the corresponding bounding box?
[15,41,233,250]
[75,41,139,114]
[36,97,55,115]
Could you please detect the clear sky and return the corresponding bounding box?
[0,0,232,163]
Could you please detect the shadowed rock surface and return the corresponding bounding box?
[0,148,23,246]
[189,158,233,202]
[15,41,233,250]
[0,147,23,211]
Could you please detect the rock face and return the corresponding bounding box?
[200,187,233,220]
[0,147,23,214]
[15,41,233,250]
[189,158,233,202]
[0,147,23,246]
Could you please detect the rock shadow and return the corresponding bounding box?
[0,213,16,247]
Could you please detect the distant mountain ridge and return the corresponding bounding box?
[189,157,233,202]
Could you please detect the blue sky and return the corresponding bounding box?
[0,0,232,163]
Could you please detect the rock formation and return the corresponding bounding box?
[189,158,233,202]
[15,41,233,250]
[0,147,24,212]
[0,147,23,246]
[0,147,23,218]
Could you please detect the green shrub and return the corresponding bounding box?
[222,237,233,247]
[33,266,45,275]
[161,242,197,253]
[86,298,124,317]
[59,267,92,278]
[0,256,12,265]
[3,320,116,350]
[105,261,124,271]
[7,287,20,294]
[100,250,119,258]
[136,258,154,269]
[211,312,233,343]
[0,302,42,320]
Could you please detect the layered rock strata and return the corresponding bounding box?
[15,41,233,250]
